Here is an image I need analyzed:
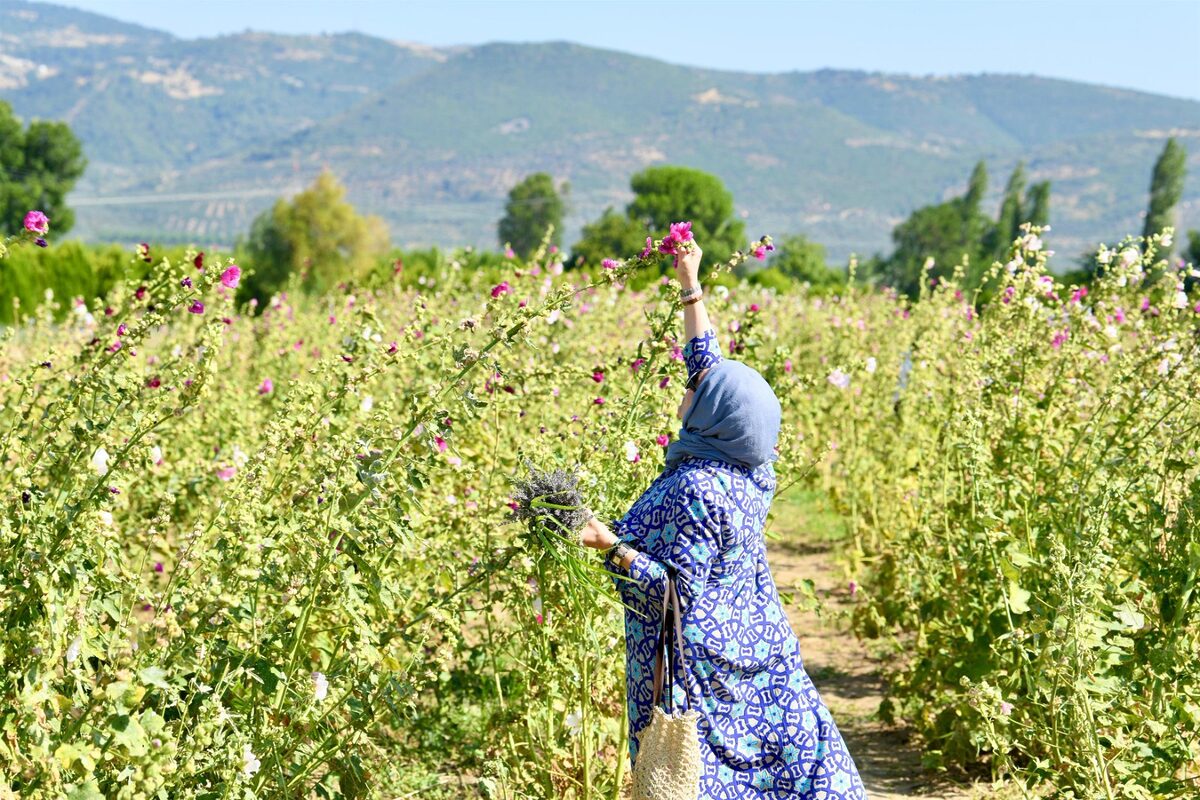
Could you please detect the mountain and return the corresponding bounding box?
[2,0,1199,264]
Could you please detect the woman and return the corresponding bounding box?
[581,242,867,799]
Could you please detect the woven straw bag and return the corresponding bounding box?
[631,573,701,800]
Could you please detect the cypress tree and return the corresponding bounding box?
[1143,137,1187,256]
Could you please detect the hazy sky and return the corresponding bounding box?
[56,0,1200,101]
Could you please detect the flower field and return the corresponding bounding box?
[1,224,1197,799]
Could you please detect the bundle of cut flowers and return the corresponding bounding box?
[507,458,613,597]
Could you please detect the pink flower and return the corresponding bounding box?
[848,580,858,596]
[640,237,654,258]
[601,258,618,270]
[435,436,447,452]
[594,396,605,405]
[1140,297,1151,312]
[188,300,204,314]
[220,265,241,288]
[631,357,646,372]
[505,246,516,259]
[999,701,1013,716]
[1051,329,1069,349]
[749,303,760,312]
[669,345,683,361]
[752,246,767,260]
[117,323,128,336]
[258,378,273,395]
[591,370,604,383]
[1002,286,1015,304]
[23,210,49,234]
[1070,286,1088,304]
[387,341,398,354]
[658,376,670,389]
[154,562,164,573]
[783,359,793,373]
[216,465,236,480]
[491,281,511,298]
[658,221,694,255]
[656,434,669,447]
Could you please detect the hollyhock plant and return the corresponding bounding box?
[220,265,241,288]
[188,300,204,314]
[23,210,49,234]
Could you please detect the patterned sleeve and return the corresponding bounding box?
[602,480,724,612]
[683,327,723,386]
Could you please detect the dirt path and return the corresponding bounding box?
[766,496,1005,799]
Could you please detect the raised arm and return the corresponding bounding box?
[676,244,710,344]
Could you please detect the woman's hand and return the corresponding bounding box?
[580,515,618,550]
[674,242,703,290]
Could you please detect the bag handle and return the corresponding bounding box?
[650,572,692,713]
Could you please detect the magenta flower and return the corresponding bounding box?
[137,243,152,264]
[848,580,858,596]
[181,277,193,289]
[749,303,760,312]
[1051,329,1069,349]
[784,359,793,373]
[593,396,605,405]
[752,246,767,260]
[631,357,646,372]
[435,436,448,452]
[34,238,47,248]
[117,323,128,336]
[591,370,604,383]
[640,237,654,258]
[658,376,670,389]
[656,434,669,447]
[387,341,398,354]
[187,300,204,314]
[491,281,511,298]
[135,286,147,301]
[1070,286,1088,304]
[601,258,618,270]
[220,265,241,289]
[154,562,164,573]
[194,252,204,270]
[258,378,273,395]
[23,210,49,234]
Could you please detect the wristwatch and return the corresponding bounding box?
[679,284,701,300]
[606,541,634,566]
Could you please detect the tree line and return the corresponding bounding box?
[1,96,1195,305]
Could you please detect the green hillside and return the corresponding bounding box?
[2,1,1198,262]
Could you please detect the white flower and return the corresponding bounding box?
[65,636,81,663]
[1096,247,1112,265]
[1004,254,1024,273]
[231,445,249,468]
[827,369,851,390]
[1119,248,1140,267]
[446,494,458,504]
[1021,234,1042,252]
[311,671,329,703]
[90,447,109,475]
[714,285,730,300]
[149,445,163,465]
[1162,232,1173,248]
[547,309,561,325]
[360,395,374,412]
[242,743,261,776]
[624,440,639,462]
[865,357,877,374]
[1104,325,1120,340]
[1173,289,1189,310]
[97,510,113,526]
[565,709,583,735]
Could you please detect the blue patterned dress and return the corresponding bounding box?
[603,328,866,800]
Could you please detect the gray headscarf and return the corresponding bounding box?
[664,359,782,471]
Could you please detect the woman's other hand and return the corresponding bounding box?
[674,242,702,289]
[580,514,618,550]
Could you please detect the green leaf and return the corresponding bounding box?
[138,665,170,689]
[1007,581,1031,614]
